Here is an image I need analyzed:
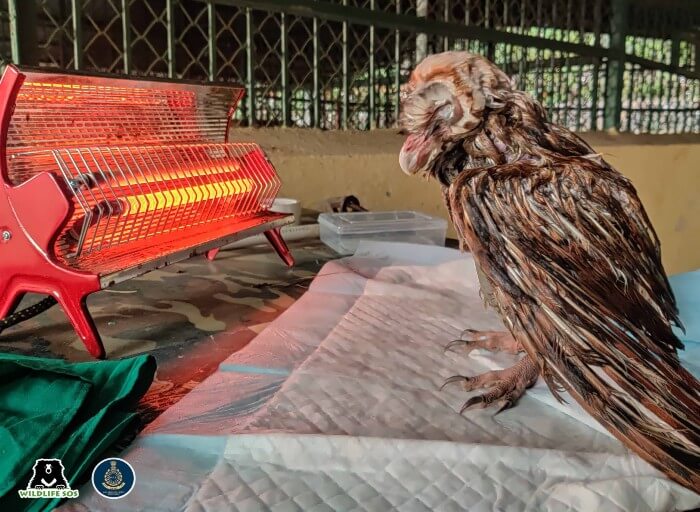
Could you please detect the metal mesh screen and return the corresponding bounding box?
[52,143,279,262]
[8,74,241,144]
[6,69,243,183]
[1,0,698,133]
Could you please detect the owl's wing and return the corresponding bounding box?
[448,156,699,491]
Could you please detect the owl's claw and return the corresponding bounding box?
[440,374,468,391]
[440,372,503,392]
[459,387,522,414]
[442,356,539,415]
[444,329,522,354]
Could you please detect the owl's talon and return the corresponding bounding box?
[449,356,539,414]
[440,375,468,390]
[444,339,466,352]
[444,329,523,355]
[460,395,490,413]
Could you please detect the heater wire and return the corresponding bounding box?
[0,297,58,335]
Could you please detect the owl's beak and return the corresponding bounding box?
[399,131,436,175]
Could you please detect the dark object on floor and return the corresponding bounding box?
[0,297,58,336]
[0,352,156,512]
[398,51,699,492]
[324,195,368,213]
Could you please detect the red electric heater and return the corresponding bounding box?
[0,65,294,359]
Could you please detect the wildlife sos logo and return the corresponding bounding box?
[18,458,79,499]
[91,457,135,499]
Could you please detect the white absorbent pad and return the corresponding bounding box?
[62,241,700,512]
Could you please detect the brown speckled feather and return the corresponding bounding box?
[448,155,700,491]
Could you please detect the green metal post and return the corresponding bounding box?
[166,0,177,78]
[121,0,133,73]
[443,0,450,52]
[416,0,427,62]
[604,0,629,131]
[394,0,401,126]
[280,13,290,126]
[545,0,557,121]
[8,0,38,65]
[693,81,699,132]
[465,0,471,52]
[646,65,655,133]
[342,0,349,129]
[71,0,83,70]
[670,33,680,70]
[534,0,543,96]
[208,2,218,81]
[517,0,525,78]
[245,8,255,126]
[369,0,376,129]
[625,52,635,132]
[8,0,20,64]
[575,0,584,132]
[562,0,572,127]
[485,0,495,61]
[590,0,601,129]
[662,65,673,132]
[312,17,320,128]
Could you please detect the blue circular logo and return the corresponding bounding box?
[91,458,135,500]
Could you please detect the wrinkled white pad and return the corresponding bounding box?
[62,241,700,512]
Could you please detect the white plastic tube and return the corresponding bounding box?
[271,198,301,225]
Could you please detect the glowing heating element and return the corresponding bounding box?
[0,65,294,360]
[50,143,281,264]
[123,178,254,215]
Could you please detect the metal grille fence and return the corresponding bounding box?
[1,0,698,133]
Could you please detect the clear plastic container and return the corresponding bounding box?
[318,210,448,255]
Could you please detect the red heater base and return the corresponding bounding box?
[0,174,104,357]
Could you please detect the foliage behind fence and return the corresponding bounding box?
[1,0,698,133]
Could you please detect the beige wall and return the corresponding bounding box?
[231,128,700,275]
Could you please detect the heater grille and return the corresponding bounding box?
[6,71,243,185]
[51,142,280,268]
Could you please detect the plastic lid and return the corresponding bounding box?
[318,210,447,234]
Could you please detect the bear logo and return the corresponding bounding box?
[27,459,70,490]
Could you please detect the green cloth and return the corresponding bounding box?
[0,353,156,512]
